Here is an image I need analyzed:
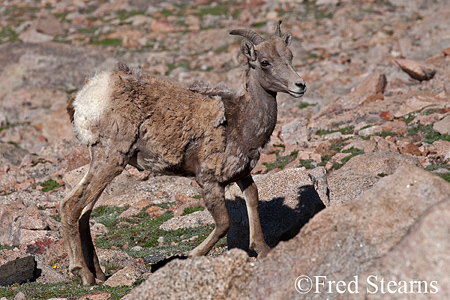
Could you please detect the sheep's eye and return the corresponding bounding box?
[260,60,270,67]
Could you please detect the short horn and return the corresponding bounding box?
[229,29,265,45]
[275,20,282,37]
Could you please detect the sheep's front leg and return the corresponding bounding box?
[237,175,271,258]
[60,147,126,285]
[188,182,229,257]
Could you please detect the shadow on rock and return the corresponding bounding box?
[226,184,325,256]
[150,254,188,273]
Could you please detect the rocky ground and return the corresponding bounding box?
[1,0,450,299]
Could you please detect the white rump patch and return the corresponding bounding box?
[72,72,112,145]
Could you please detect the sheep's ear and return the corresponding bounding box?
[283,32,292,46]
[241,39,256,63]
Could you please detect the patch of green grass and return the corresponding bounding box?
[91,38,122,47]
[263,150,298,172]
[0,244,14,250]
[252,21,267,28]
[298,102,317,110]
[408,124,450,144]
[380,131,397,138]
[0,27,18,43]
[437,172,450,182]
[91,205,218,259]
[152,202,175,209]
[315,126,354,136]
[0,278,130,300]
[340,147,364,165]
[91,206,129,228]
[329,140,345,153]
[195,6,228,17]
[116,10,146,21]
[298,159,317,169]
[78,26,99,34]
[402,113,417,124]
[182,206,205,216]
[40,179,60,192]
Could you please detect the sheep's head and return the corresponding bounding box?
[230,21,306,98]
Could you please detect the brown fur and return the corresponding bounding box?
[67,95,75,123]
[60,23,306,285]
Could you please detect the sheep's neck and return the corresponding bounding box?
[238,71,278,149]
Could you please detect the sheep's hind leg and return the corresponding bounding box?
[188,182,229,257]
[237,175,271,258]
[60,146,127,285]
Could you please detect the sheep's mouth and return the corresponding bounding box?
[288,90,305,98]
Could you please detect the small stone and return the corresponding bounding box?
[145,206,165,218]
[379,111,393,121]
[400,143,422,156]
[358,125,382,137]
[394,58,436,81]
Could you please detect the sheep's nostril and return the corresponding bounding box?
[295,82,306,92]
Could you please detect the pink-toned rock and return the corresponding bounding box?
[150,19,184,33]
[381,120,407,133]
[62,145,90,172]
[393,91,447,118]
[411,113,446,125]
[351,73,387,97]
[35,10,66,36]
[394,58,436,81]
[328,151,421,205]
[359,199,450,298]
[433,115,450,135]
[41,109,75,144]
[430,140,450,158]
[44,238,69,267]
[335,73,387,109]
[145,206,165,219]
[104,263,143,287]
[258,153,276,164]
[124,166,450,300]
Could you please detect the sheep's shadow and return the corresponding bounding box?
[225,184,325,256]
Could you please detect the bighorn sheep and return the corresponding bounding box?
[60,21,306,285]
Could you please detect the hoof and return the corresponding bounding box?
[253,243,271,259]
[79,270,96,285]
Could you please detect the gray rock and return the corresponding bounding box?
[249,165,450,300]
[123,165,450,299]
[0,142,29,166]
[225,168,326,256]
[328,152,422,205]
[359,199,450,299]
[122,249,254,300]
[159,210,214,231]
[0,255,36,286]
[104,262,144,287]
